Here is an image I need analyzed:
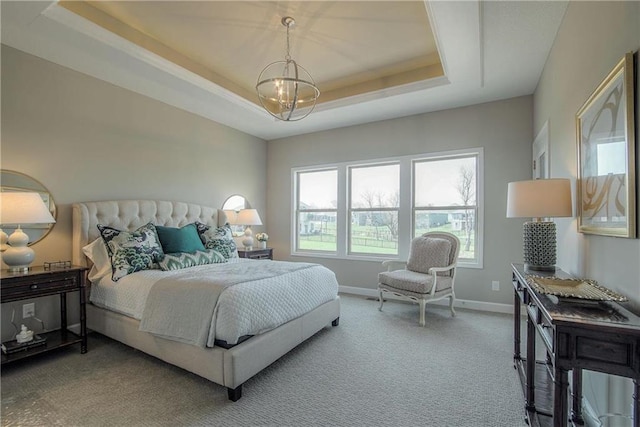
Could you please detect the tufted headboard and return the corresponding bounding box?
[72,200,227,267]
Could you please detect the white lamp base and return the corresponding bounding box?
[2,227,35,272]
[242,226,254,251]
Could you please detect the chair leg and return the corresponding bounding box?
[419,299,426,326]
[378,289,384,311]
[449,294,456,317]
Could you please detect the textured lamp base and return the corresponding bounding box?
[523,221,556,272]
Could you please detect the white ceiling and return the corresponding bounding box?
[1,1,568,141]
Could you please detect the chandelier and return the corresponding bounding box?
[256,16,320,121]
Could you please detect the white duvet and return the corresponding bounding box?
[90,258,339,345]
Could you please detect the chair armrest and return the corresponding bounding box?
[381,260,407,271]
[428,263,457,275]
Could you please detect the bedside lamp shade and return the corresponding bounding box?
[223,210,238,225]
[507,179,572,271]
[1,192,56,271]
[236,209,262,250]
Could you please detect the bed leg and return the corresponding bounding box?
[227,385,242,402]
[332,317,340,327]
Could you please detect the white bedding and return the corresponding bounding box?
[90,258,339,345]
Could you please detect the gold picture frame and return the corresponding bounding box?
[576,52,636,238]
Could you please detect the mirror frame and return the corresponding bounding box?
[1,170,57,247]
[222,194,251,237]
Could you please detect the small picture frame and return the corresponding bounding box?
[576,52,636,238]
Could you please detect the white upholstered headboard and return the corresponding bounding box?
[72,200,227,267]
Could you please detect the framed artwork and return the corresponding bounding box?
[576,52,636,238]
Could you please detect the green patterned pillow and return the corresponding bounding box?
[195,222,238,259]
[158,249,227,271]
[98,222,164,281]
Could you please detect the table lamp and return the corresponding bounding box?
[236,209,262,250]
[1,192,56,271]
[223,209,238,225]
[506,179,572,271]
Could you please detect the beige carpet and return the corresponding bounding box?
[1,295,527,426]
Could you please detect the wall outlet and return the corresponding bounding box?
[23,303,35,318]
[491,281,500,291]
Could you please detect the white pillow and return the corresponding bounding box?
[82,238,112,283]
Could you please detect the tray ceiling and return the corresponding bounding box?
[1,1,568,140]
[61,1,444,106]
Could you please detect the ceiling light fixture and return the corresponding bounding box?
[256,16,320,122]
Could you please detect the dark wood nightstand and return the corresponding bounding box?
[237,248,273,260]
[1,265,88,364]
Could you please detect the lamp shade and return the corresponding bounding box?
[223,210,238,225]
[236,209,262,226]
[1,192,56,271]
[1,192,56,225]
[506,179,572,219]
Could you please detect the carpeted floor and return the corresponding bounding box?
[1,295,527,426]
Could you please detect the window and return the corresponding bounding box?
[292,148,483,268]
[414,155,479,263]
[349,163,400,255]
[295,169,338,253]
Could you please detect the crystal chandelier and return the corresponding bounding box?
[256,17,320,121]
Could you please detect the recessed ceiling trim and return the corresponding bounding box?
[43,2,264,115]
[423,0,450,81]
[314,75,450,114]
[59,0,259,104]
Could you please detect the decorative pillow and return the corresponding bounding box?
[407,237,452,275]
[156,223,205,254]
[97,222,164,281]
[195,222,239,259]
[82,238,112,283]
[158,249,227,271]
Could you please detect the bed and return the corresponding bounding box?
[71,200,340,401]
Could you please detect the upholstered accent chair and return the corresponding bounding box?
[378,232,461,326]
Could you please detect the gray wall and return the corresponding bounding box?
[0,46,267,341]
[267,96,533,306]
[533,1,640,423]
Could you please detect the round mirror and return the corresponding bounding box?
[222,194,251,237]
[1,170,57,248]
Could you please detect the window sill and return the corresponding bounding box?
[290,251,483,269]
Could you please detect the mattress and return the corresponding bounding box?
[90,258,339,346]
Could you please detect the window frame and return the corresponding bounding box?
[291,147,484,269]
[293,167,339,255]
[347,162,401,257]
[412,152,483,267]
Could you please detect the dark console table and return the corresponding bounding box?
[512,263,640,427]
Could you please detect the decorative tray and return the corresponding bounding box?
[525,276,628,302]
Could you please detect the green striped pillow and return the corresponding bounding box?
[158,249,227,271]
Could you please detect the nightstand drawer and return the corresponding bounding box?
[1,272,79,300]
[237,248,273,260]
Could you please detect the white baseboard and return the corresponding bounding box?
[339,285,514,314]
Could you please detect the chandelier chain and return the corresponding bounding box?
[285,22,291,61]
